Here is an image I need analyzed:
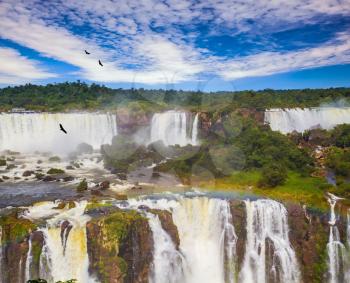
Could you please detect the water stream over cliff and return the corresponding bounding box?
[0,113,117,153]
[23,201,96,283]
[149,111,199,146]
[4,194,350,282]
[264,107,350,134]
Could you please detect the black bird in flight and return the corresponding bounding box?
[98,60,103,67]
[84,50,90,55]
[59,123,67,134]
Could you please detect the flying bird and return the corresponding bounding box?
[98,60,103,67]
[84,50,90,55]
[59,123,67,134]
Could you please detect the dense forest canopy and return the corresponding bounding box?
[0,82,350,112]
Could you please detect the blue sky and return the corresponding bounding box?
[0,0,350,91]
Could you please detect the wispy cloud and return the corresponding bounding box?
[220,32,350,79]
[0,47,55,84]
[0,0,349,85]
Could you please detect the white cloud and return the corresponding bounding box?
[0,0,350,85]
[220,32,350,79]
[0,47,55,84]
[0,1,205,84]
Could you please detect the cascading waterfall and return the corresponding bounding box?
[171,197,237,283]
[239,199,300,283]
[326,193,350,283]
[149,111,199,146]
[147,213,186,283]
[23,201,96,283]
[264,107,350,134]
[0,112,117,153]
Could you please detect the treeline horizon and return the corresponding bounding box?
[0,81,349,112]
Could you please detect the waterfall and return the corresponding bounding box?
[171,197,237,283]
[239,199,300,283]
[0,112,117,153]
[326,193,349,283]
[25,235,33,281]
[191,114,199,145]
[149,111,199,146]
[264,107,350,134]
[23,201,96,283]
[147,213,186,283]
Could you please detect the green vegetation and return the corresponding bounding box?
[76,178,88,192]
[48,156,61,162]
[0,81,349,112]
[258,163,287,187]
[0,159,6,166]
[0,211,37,243]
[47,168,65,174]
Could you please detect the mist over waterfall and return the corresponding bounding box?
[0,113,117,153]
[239,199,300,283]
[264,107,350,134]
[149,111,199,146]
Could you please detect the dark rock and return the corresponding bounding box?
[42,175,56,182]
[138,205,150,210]
[65,165,75,170]
[62,176,74,182]
[22,170,34,177]
[151,171,161,178]
[99,180,110,190]
[117,173,127,180]
[37,160,43,164]
[2,175,10,180]
[91,190,103,196]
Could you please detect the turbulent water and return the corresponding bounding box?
[264,107,350,133]
[239,199,300,283]
[149,111,199,146]
[0,113,117,153]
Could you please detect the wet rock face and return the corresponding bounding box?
[229,200,246,272]
[286,203,330,283]
[86,210,153,283]
[119,217,154,283]
[116,109,151,135]
[148,209,180,249]
[0,211,37,283]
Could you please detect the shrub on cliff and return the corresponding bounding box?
[258,163,288,188]
[76,178,88,192]
[47,168,65,174]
